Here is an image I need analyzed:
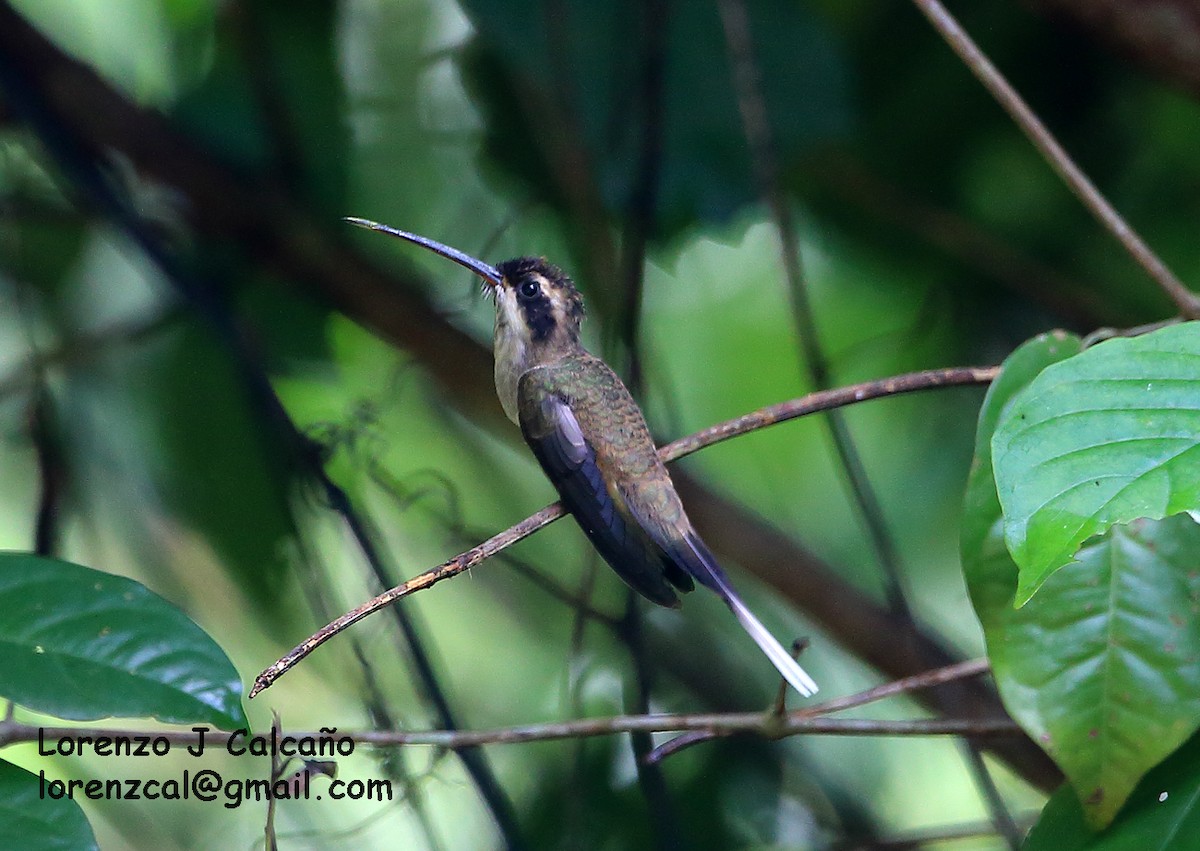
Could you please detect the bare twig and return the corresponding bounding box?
[264,712,283,851]
[341,715,1020,748]
[362,447,621,629]
[287,531,443,850]
[251,504,564,696]
[0,714,1019,753]
[717,0,914,619]
[252,366,997,697]
[650,638,817,764]
[910,0,1199,317]
[663,365,998,462]
[3,663,1009,759]
[960,741,1021,850]
[647,657,991,764]
[793,657,991,719]
[772,639,810,717]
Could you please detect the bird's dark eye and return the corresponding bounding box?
[518,279,541,300]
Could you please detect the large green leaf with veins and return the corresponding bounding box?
[992,322,1200,604]
[0,554,246,729]
[964,332,1200,830]
[1024,730,1200,850]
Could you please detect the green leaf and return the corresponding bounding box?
[1023,730,1200,850]
[0,759,98,851]
[964,333,1200,829]
[962,332,1082,611]
[0,554,247,730]
[991,322,1200,604]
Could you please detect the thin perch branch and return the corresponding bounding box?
[324,715,1022,747]
[910,0,1200,317]
[647,657,991,763]
[0,717,1020,749]
[252,365,997,697]
[718,0,914,620]
[1,702,1017,755]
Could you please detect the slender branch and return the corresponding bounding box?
[0,715,1019,752]
[772,639,810,716]
[960,741,1021,850]
[612,8,677,834]
[662,365,998,463]
[252,365,996,697]
[288,530,443,851]
[795,657,991,719]
[363,454,620,626]
[647,657,991,764]
[28,379,62,557]
[717,0,914,619]
[251,504,564,696]
[264,713,282,851]
[5,664,1004,757]
[652,638,815,764]
[321,716,1021,748]
[910,0,1199,317]
[482,540,620,628]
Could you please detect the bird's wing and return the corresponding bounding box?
[517,368,685,607]
[519,360,817,696]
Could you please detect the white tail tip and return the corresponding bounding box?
[728,595,818,697]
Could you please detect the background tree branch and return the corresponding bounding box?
[1026,0,1200,99]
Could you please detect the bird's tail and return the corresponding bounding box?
[678,534,818,697]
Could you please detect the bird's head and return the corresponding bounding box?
[345,217,585,358]
[490,256,585,352]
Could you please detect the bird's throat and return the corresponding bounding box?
[491,286,582,423]
[493,327,528,424]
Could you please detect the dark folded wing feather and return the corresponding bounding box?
[516,362,818,695]
[518,382,684,607]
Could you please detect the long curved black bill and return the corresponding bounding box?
[344,217,502,287]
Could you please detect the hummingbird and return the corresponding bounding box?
[347,217,818,697]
